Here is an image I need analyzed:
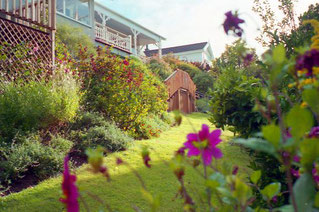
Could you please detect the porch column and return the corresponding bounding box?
[90,0,95,39]
[158,39,162,59]
[131,28,140,55]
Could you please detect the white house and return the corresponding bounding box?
[56,0,165,57]
[144,42,214,65]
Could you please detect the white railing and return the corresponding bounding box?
[0,0,56,30]
[95,22,132,53]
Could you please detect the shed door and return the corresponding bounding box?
[180,89,189,114]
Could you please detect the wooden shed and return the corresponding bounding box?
[164,69,196,114]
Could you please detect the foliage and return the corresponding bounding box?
[75,47,168,132]
[56,23,96,58]
[69,112,133,153]
[211,40,264,79]
[192,72,214,95]
[0,134,72,186]
[0,70,80,140]
[176,61,202,78]
[196,98,210,113]
[147,57,173,80]
[131,114,170,139]
[209,67,266,137]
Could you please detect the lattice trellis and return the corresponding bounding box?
[0,17,53,81]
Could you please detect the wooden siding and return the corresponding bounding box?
[165,69,196,114]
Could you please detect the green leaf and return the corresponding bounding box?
[286,105,314,138]
[303,88,319,115]
[273,44,286,64]
[292,173,316,212]
[250,170,261,185]
[300,138,319,171]
[234,138,277,157]
[315,192,319,208]
[261,182,281,200]
[262,124,281,148]
[233,178,252,204]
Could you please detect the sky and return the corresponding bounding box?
[97,0,318,57]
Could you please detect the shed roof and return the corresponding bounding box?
[145,42,208,57]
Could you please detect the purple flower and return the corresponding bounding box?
[243,53,254,66]
[232,166,239,175]
[60,156,79,212]
[309,126,319,138]
[184,124,223,166]
[291,168,300,178]
[223,11,245,37]
[296,49,319,76]
[293,155,300,163]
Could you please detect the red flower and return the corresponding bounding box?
[60,156,79,212]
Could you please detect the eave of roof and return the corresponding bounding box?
[145,42,208,57]
[95,2,166,40]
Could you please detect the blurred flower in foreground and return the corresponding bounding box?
[223,11,245,37]
[184,124,223,166]
[60,156,79,212]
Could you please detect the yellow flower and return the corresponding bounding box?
[301,102,308,108]
[313,67,319,75]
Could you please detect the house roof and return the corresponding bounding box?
[144,42,208,57]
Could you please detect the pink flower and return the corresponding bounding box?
[291,168,300,178]
[60,156,79,212]
[183,124,223,166]
[123,60,129,66]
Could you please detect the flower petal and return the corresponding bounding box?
[199,124,209,141]
[187,133,199,142]
[209,129,222,146]
[184,141,201,157]
[202,149,213,166]
[211,147,223,159]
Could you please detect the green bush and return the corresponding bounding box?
[160,112,175,125]
[147,58,173,80]
[0,135,72,185]
[209,67,266,137]
[176,62,202,78]
[56,23,96,57]
[192,72,214,95]
[0,71,80,140]
[196,98,210,113]
[132,114,170,139]
[70,112,133,153]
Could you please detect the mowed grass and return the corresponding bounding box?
[0,113,251,212]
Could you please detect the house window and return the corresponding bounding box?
[57,0,90,25]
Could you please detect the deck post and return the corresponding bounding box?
[158,39,162,59]
[131,28,140,55]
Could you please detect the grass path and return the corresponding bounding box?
[1,113,251,212]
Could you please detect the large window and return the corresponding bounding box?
[57,0,90,25]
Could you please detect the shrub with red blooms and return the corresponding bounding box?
[74,47,167,135]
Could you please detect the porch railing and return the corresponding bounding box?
[0,0,56,30]
[95,22,131,53]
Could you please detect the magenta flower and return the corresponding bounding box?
[60,156,79,212]
[223,11,245,37]
[291,168,300,178]
[184,124,223,166]
[296,49,319,76]
[309,126,319,138]
[243,53,254,66]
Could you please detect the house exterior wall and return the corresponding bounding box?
[174,51,204,63]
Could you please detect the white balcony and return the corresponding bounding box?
[95,22,132,53]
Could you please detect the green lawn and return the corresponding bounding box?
[0,113,251,212]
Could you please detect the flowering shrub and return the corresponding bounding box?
[74,47,167,136]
